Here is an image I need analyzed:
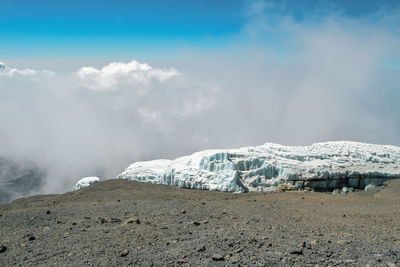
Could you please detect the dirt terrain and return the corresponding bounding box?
[1,179,399,266]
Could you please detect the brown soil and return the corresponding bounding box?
[1,179,399,266]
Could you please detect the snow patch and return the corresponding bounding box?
[73,177,100,191]
[364,184,376,191]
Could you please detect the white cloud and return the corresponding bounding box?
[77,60,180,92]
[0,61,54,77]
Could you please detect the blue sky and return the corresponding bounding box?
[1,0,399,58]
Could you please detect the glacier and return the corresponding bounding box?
[117,141,400,192]
[73,177,100,191]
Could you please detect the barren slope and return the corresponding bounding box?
[0,180,399,266]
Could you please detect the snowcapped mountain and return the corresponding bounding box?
[117,141,400,192]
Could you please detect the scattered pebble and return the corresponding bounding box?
[290,248,303,255]
[234,248,243,253]
[177,258,188,264]
[126,218,140,224]
[98,217,121,224]
[45,210,51,214]
[98,217,107,224]
[109,218,121,223]
[192,221,201,226]
[0,245,7,253]
[212,254,225,261]
[28,236,36,241]
[120,249,129,257]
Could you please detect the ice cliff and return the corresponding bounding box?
[117,142,400,192]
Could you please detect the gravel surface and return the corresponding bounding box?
[1,179,399,266]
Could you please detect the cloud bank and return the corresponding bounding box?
[0,61,54,77]
[0,59,216,196]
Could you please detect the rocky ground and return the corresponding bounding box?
[1,179,399,267]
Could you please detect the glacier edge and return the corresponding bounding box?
[117,141,400,192]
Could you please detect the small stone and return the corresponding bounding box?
[120,249,129,257]
[309,240,317,245]
[63,233,70,238]
[181,210,186,214]
[0,245,6,253]
[28,236,36,241]
[192,221,201,226]
[197,245,206,252]
[72,222,77,225]
[109,218,121,223]
[234,248,243,253]
[212,254,225,261]
[230,255,240,264]
[98,217,107,224]
[290,248,303,255]
[126,218,140,224]
[45,210,51,214]
[177,258,188,264]
[306,240,317,249]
